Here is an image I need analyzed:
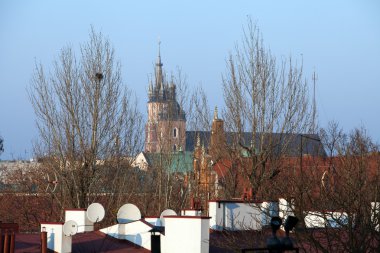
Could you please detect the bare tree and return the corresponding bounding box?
[298,126,380,253]
[221,18,314,198]
[276,124,380,252]
[0,136,3,156]
[29,28,144,210]
[187,85,212,132]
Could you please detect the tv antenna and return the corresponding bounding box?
[312,70,318,133]
[117,204,141,224]
[44,172,58,193]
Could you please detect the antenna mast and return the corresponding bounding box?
[312,70,318,133]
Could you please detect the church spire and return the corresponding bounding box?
[155,40,164,89]
[213,106,219,120]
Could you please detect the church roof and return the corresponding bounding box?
[143,151,193,173]
[185,131,326,157]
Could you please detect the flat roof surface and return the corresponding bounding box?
[14,231,150,253]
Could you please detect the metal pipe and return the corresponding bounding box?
[3,230,9,253]
[0,228,3,253]
[41,231,47,253]
[9,232,14,253]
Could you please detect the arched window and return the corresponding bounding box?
[173,144,177,152]
[173,128,178,138]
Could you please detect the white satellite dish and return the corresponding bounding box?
[117,203,141,224]
[160,209,177,227]
[87,203,105,223]
[63,220,78,236]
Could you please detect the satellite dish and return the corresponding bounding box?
[117,204,141,224]
[87,203,105,223]
[160,209,177,226]
[63,220,78,236]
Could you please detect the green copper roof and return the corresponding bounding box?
[144,151,193,174]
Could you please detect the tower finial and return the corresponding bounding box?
[157,38,162,66]
[213,106,218,120]
[158,37,161,59]
[155,39,164,89]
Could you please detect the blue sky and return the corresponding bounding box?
[0,0,379,160]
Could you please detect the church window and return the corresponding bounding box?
[173,127,178,138]
[173,144,177,151]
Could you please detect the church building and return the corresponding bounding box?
[145,46,186,153]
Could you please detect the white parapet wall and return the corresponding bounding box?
[371,202,379,232]
[209,200,264,231]
[161,216,210,253]
[144,216,161,226]
[304,211,349,228]
[261,201,280,226]
[41,222,72,253]
[181,209,202,216]
[278,198,295,219]
[65,209,94,233]
[100,220,153,250]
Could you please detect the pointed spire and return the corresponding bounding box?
[148,77,154,100]
[149,79,153,92]
[155,40,163,88]
[157,39,162,66]
[196,133,201,147]
[201,143,206,164]
[213,106,218,120]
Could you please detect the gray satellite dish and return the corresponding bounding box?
[160,209,177,226]
[87,203,105,223]
[117,203,141,224]
[63,220,78,236]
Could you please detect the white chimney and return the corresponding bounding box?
[65,208,94,232]
[161,216,210,253]
[40,222,72,253]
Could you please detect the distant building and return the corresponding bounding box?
[141,48,327,208]
[145,45,186,153]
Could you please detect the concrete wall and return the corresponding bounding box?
[65,209,94,232]
[100,220,152,250]
[162,216,210,253]
[371,202,379,232]
[181,209,202,216]
[279,198,295,219]
[304,211,348,228]
[41,223,72,253]
[144,216,160,226]
[209,201,263,231]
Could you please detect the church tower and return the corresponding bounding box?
[145,44,186,153]
[210,107,226,160]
